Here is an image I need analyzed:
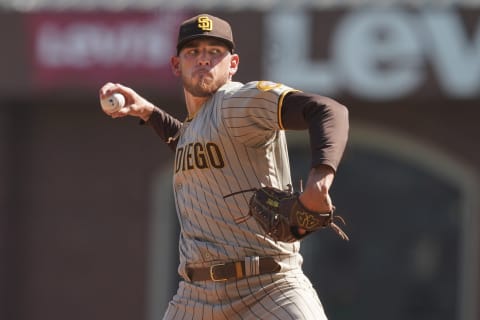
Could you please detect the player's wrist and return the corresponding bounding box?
[311,164,335,178]
[138,103,155,122]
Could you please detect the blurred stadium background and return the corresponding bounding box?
[0,1,479,320]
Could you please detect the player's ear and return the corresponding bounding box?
[170,56,181,76]
[229,54,239,77]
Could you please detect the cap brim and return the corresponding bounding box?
[176,35,235,53]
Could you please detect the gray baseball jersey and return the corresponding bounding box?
[160,81,328,319]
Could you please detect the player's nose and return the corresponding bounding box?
[197,50,211,66]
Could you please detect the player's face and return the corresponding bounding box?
[171,39,239,97]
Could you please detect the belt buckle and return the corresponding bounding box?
[209,263,228,282]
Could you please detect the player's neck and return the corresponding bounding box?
[184,91,209,120]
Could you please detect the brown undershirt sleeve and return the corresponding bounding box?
[140,107,183,151]
[281,92,349,172]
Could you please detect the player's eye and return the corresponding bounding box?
[184,48,198,56]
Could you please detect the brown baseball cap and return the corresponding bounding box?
[176,14,235,53]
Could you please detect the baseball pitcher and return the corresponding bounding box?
[99,13,349,320]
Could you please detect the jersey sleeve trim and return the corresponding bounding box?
[278,89,299,130]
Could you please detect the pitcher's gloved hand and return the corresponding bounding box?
[248,186,349,242]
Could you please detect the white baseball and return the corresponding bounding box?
[100,93,126,114]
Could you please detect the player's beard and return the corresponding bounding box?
[182,71,228,98]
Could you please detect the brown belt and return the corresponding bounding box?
[187,257,280,282]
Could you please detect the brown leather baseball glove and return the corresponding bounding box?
[248,186,349,242]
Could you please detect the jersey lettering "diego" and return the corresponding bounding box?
[175,142,225,173]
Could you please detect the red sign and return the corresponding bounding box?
[25,11,188,91]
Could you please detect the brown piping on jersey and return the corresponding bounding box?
[278,89,300,130]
